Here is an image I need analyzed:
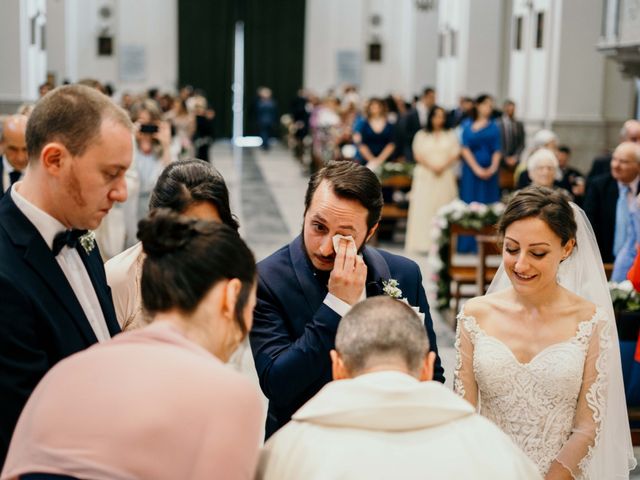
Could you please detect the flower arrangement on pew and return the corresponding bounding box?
[427,200,505,309]
[375,161,414,181]
[610,280,640,313]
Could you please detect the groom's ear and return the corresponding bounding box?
[364,223,379,244]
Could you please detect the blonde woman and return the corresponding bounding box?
[405,106,460,253]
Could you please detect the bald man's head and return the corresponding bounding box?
[2,115,28,171]
[621,120,640,143]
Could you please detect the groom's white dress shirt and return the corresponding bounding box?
[11,185,111,342]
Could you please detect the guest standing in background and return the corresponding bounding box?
[165,98,195,161]
[189,94,216,162]
[353,97,396,170]
[255,87,278,151]
[496,100,525,192]
[132,100,174,223]
[458,94,502,252]
[399,87,436,162]
[584,141,640,264]
[405,106,460,254]
[0,115,28,198]
[556,145,585,204]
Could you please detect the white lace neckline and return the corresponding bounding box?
[458,306,603,366]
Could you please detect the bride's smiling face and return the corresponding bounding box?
[503,216,575,292]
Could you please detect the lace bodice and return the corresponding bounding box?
[454,308,608,478]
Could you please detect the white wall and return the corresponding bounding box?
[303,0,438,99]
[0,1,24,102]
[436,0,506,108]
[0,0,46,105]
[46,0,177,94]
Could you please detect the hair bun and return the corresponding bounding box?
[137,209,198,258]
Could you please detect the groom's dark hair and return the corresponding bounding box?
[304,161,383,231]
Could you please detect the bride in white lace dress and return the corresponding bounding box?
[454,187,636,479]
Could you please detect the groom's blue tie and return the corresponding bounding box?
[613,184,630,257]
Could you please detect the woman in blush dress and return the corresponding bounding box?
[405,105,460,253]
[458,94,502,252]
[454,186,635,479]
[2,211,263,480]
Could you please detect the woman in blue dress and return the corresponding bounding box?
[458,94,502,252]
[354,98,396,169]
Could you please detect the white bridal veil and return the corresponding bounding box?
[488,203,636,478]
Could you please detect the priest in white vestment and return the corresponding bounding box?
[256,297,541,480]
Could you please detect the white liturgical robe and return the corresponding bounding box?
[256,371,541,480]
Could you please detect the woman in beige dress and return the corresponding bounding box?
[405,106,461,253]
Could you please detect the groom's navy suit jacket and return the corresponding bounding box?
[250,235,444,438]
[0,191,121,468]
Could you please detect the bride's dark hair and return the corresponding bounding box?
[137,209,255,334]
[498,186,577,246]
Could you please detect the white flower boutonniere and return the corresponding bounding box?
[382,279,403,299]
[380,278,425,322]
[79,231,96,255]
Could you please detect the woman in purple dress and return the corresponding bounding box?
[459,94,502,252]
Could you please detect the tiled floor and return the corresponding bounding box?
[211,141,640,476]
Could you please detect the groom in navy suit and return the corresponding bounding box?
[0,85,133,467]
[250,161,444,438]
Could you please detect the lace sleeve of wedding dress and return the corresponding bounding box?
[454,314,479,408]
[554,317,607,479]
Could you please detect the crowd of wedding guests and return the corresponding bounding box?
[286,85,640,266]
[0,81,637,480]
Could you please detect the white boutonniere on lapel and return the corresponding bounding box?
[79,231,96,255]
[382,278,403,299]
[381,278,425,322]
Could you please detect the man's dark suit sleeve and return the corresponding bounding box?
[412,264,445,383]
[0,275,48,466]
[583,180,599,230]
[250,275,341,408]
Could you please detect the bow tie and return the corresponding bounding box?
[52,229,87,256]
[8,170,21,186]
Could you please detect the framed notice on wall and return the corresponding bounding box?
[119,45,146,82]
[336,51,361,86]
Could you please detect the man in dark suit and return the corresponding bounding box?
[250,161,444,438]
[0,115,28,198]
[0,84,133,467]
[398,87,435,162]
[584,142,640,264]
[496,100,525,192]
[497,100,525,169]
[447,96,473,128]
[587,119,640,181]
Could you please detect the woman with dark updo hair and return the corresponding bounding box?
[2,210,263,480]
[454,186,634,478]
[106,158,239,331]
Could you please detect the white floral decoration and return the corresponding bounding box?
[382,279,403,299]
[79,231,96,254]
